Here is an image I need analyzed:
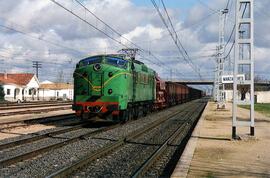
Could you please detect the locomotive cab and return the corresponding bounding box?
[73,55,132,120]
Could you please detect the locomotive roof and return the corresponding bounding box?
[80,54,145,65]
[81,54,126,60]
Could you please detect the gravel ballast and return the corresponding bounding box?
[0,100,205,177]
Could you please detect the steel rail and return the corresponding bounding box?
[0,103,72,111]
[0,101,72,107]
[46,102,197,178]
[131,103,206,178]
[0,114,75,126]
[0,123,87,151]
[0,123,122,168]
[0,106,71,117]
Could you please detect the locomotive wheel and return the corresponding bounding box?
[80,112,88,121]
[134,106,139,119]
[142,105,147,117]
[128,106,134,120]
[119,110,128,123]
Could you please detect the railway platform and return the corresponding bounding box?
[171,102,270,178]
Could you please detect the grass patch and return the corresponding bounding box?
[239,103,270,117]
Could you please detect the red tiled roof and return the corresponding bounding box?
[0,73,35,86]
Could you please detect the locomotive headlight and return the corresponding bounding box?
[108,72,113,77]
[108,89,113,95]
[93,63,101,71]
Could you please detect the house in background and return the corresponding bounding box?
[39,81,73,101]
[0,73,39,102]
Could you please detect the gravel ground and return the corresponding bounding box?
[0,138,112,177]
[0,127,98,161]
[0,100,200,177]
[71,104,200,178]
[0,117,81,145]
[92,102,194,141]
[0,127,66,145]
[145,104,206,177]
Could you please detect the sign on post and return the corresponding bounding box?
[222,75,245,84]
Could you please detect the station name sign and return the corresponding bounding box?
[222,75,245,84]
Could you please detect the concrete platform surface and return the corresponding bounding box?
[172,102,270,178]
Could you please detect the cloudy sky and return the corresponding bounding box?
[0,0,269,87]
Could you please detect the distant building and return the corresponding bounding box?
[0,73,39,102]
[39,81,73,101]
[224,83,270,103]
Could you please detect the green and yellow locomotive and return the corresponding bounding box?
[72,54,156,121]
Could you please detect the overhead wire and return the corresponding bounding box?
[0,24,84,55]
[73,0,178,73]
[136,10,219,44]
[224,2,248,59]
[50,0,185,76]
[150,0,202,79]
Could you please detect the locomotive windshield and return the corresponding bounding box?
[105,57,128,69]
[79,57,102,67]
[77,56,128,69]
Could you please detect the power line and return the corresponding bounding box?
[197,0,220,13]
[225,0,231,9]
[49,0,186,77]
[0,24,84,55]
[136,10,219,44]
[224,2,247,59]
[72,0,186,76]
[49,0,163,67]
[151,0,202,79]
[224,41,235,60]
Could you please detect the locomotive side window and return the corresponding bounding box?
[79,57,102,67]
[106,57,127,69]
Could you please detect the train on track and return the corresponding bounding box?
[72,54,203,121]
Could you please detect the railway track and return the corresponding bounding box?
[0,104,181,169]
[131,103,206,177]
[0,101,72,107]
[0,121,121,168]
[0,100,207,177]
[0,114,76,130]
[0,106,72,117]
[0,103,72,111]
[0,123,86,151]
[46,100,206,178]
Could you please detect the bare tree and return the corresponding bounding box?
[56,70,64,83]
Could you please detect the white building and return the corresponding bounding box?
[224,89,270,103]
[39,81,73,101]
[0,73,39,102]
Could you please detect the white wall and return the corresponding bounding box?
[225,90,270,103]
[3,76,40,102]
[26,77,39,88]
[3,84,23,102]
[256,91,270,103]
[39,88,73,101]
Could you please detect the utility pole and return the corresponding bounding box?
[213,47,219,102]
[32,61,42,79]
[233,0,254,139]
[215,8,228,109]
